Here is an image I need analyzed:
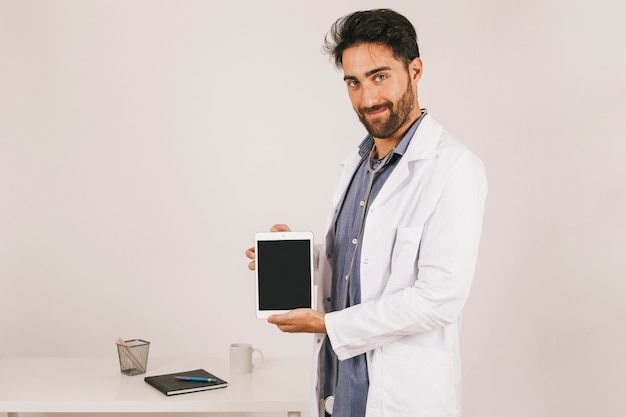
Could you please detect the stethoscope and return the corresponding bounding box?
[324,144,396,415]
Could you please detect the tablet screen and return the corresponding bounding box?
[255,232,314,318]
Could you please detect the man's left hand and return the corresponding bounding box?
[268,308,326,334]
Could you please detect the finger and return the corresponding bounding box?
[270,224,292,232]
[276,324,293,333]
[267,313,288,325]
[248,260,256,271]
[272,320,293,333]
[245,247,256,260]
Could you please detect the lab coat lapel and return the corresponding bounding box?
[331,149,362,209]
[371,115,441,206]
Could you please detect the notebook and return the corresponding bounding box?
[144,368,228,396]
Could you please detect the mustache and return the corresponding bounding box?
[360,102,392,115]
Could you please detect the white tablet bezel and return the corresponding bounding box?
[254,231,314,319]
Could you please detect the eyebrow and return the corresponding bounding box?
[343,66,392,82]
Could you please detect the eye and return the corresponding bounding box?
[374,74,387,81]
[346,79,359,88]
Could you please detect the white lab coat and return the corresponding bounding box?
[310,114,488,417]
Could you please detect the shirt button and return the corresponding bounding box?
[363,259,369,264]
[359,200,365,207]
[352,238,358,244]
[345,275,349,281]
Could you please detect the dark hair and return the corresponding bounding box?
[323,8,420,69]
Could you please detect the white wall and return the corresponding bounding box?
[1,1,625,416]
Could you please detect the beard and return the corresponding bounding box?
[357,78,417,139]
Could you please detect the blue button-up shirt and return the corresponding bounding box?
[322,115,425,417]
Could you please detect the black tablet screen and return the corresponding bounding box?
[257,239,312,310]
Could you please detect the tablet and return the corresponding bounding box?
[254,231,314,319]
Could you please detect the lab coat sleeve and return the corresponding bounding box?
[325,151,487,360]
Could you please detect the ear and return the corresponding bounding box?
[408,57,423,83]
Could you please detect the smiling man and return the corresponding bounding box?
[246,8,488,417]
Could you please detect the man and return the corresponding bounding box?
[246,8,487,417]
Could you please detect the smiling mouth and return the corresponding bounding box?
[366,109,387,118]
[362,104,390,119]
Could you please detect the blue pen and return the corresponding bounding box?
[175,376,217,382]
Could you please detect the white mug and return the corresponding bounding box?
[229,343,264,375]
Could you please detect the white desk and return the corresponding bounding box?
[0,356,310,417]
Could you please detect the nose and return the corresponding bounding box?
[359,84,380,109]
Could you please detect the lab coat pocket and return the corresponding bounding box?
[387,226,422,292]
[381,342,451,416]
